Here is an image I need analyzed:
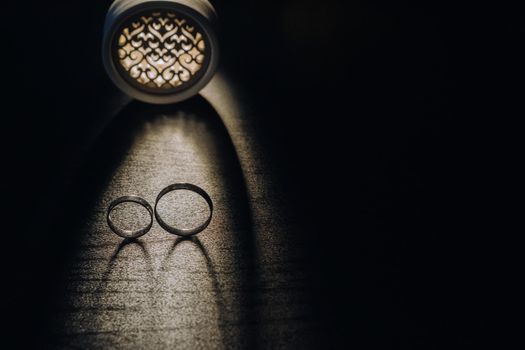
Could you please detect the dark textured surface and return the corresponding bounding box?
[45,76,316,349]
[41,75,316,349]
[1,0,515,348]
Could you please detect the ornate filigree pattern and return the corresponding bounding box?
[116,11,207,91]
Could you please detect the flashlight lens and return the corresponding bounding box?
[114,10,209,94]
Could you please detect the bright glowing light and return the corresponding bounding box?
[116,10,207,91]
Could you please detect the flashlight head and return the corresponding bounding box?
[103,0,219,104]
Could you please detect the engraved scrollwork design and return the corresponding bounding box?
[116,11,207,90]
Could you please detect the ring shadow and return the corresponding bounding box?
[105,238,154,280]
[161,237,228,348]
[45,96,258,348]
[89,238,233,349]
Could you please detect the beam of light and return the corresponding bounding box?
[55,100,251,348]
[53,72,313,348]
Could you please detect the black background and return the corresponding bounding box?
[1,0,520,348]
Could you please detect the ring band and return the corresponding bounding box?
[107,196,153,239]
[154,183,213,237]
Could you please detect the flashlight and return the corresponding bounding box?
[102,0,219,104]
